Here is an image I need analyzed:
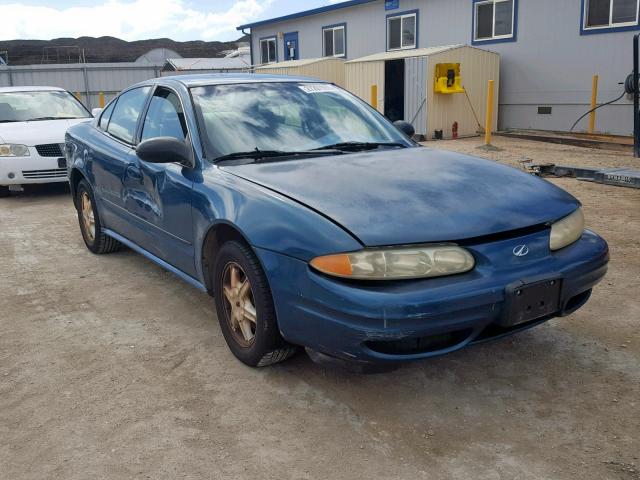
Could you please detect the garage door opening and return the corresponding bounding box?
[384,59,405,122]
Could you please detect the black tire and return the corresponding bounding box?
[213,240,297,367]
[0,185,9,198]
[76,179,121,254]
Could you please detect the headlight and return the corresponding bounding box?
[550,207,585,251]
[310,245,475,280]
[0,144,30,157]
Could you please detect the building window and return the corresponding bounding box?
[473,0,515,42]
[583,0,639,30]
[260,37,277,64]
[387,11,417,51]
[323,24,346,57]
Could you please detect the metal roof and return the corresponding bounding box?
[0,86,65,93]
[135,48,182,64]
[345,45,472,63]
[164,57,250,72]
[237,0,377,30]
[255,57,343,70]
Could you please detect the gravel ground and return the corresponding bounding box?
[0,136,638,480]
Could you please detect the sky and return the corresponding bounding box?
[0,0,348,42]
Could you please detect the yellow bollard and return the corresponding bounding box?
[484,79,495,146]
[98,92,105,108]
[74,91,82,101]
[371,85,378,110]
[589,74,599,134]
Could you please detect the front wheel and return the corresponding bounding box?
[213,241,297,367]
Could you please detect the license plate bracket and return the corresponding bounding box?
[502,278,562,327]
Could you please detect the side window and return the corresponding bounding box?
[99,100,115,131]
[473,0,516,43]
[387,12,417,51]
[141,88,187,142]
[584,0,639,30]
[107,86,151,144]
[323,25,346,57]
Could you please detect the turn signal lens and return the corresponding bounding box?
[0,144,30,157]
[550,208,585,251]
[310,254,353,277]
[310,245,475,280]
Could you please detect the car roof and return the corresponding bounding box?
[0,86,66,93]
[147,73,326,89]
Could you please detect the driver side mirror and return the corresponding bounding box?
[91,108,103,117]
[394,120,415,138]
[136,137,194,168]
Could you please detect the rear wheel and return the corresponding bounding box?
[76,179,121,254]
[0,186,9,198]
[213,241,297,367]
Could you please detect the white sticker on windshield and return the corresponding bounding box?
[298,84,340,94]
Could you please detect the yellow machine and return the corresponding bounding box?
[434,63,465,94]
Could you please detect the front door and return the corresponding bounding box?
[283,32,299,61]
[124,86,196,276]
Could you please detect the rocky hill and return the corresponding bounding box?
[0,35,249,65]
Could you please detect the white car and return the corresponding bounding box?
[0,86,93,197]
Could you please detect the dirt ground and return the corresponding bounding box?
[1,136,639,480]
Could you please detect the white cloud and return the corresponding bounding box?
[0,0,274,41]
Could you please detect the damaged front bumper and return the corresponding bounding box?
[255,229,609,367]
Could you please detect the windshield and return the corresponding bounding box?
[190,82,413,160]
[0,90,91,122]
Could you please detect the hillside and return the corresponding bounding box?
[0,35,249,65]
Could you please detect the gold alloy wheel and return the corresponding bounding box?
[222,262,257,347]
[80,192,96,242]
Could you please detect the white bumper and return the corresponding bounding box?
[0,147,68,185]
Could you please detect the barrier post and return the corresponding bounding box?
[588,74,599,134]
[484,80,495,146]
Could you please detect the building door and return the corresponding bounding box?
[384,59,405,122]
[283,32,299,61]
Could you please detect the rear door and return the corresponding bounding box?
[124,85,196,276]
[90,86,151,238]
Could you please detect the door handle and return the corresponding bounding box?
[126,165,143,182]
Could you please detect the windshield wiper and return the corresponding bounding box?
[26,116,85,121]
[214,148,343,163]
[313,141,408,152]
[0,119,20,123]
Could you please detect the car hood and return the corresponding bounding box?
[0,118,91,145]
[220,148,580,247]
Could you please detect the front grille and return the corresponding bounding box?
[22,168,67,179]
[35,143,64,157]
